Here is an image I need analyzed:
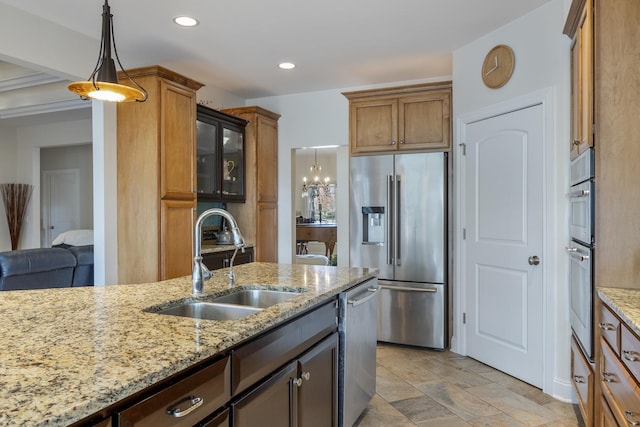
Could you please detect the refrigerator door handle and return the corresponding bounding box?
[395,175,401,266]
[387,175,394,265]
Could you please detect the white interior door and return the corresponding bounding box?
[42,169,80,247]
[463,104,544,387]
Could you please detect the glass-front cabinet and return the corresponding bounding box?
[196,104,247,202]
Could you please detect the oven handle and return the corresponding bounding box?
[567,189,590,198]
[566,246,590,261]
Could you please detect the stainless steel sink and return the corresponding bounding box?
[156,302,262,321]
[212,289,301,308]
[151,289,303,321]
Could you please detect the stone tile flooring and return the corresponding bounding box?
[354,344,584,427]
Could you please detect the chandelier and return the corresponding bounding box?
[302,150,330,197]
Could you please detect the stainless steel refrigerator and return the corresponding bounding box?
[349,153,447,349]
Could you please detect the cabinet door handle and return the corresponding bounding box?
[599,322,616,331]
[573,375,585,383]
[601,372,617,383]
[293,377,303,387]
[623,350,639,362]
[391,140,397,145]
[573,139,581,146]
[301,371,311,381]
[624,410,640,426]
[166,395,203,418]
[399,140,405,144]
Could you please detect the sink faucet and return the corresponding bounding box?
[193,208,245,294]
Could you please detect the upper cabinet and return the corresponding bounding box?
[196,105,248,203]
[221,106,280,262]
[116,66,203,284]
[343,82,452,155]
[565,0,593,160]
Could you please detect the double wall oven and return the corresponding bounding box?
[567,149,595,360]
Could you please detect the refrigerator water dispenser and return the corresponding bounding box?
[362,207,384,244]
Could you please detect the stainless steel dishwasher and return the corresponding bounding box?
[338,277,379,427]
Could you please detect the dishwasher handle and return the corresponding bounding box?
[380,284,437,293]
[347,287,380,307]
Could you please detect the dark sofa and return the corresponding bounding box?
[0,245,94,291]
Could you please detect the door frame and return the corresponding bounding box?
[453,87,571,401]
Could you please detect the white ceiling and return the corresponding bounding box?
[0,0,553,127]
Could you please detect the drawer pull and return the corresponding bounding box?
[599,322,616,331]
[601,372,617,383]
[625,410,640,426]
[573,375,585,384]
[623,350,639,362]
[166,395,204,418]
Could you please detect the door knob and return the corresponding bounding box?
[528,255,540,266]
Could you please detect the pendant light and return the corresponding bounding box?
[68,0,147,103]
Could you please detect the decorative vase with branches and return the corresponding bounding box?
[1,183,34,250]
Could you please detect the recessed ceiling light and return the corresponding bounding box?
[173,16,199,27]
[278,62,296,70]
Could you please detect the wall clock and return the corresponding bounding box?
[481,44,515,89]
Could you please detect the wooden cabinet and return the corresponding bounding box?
[598,395,617,427]
[232,333,338,427]
[113,297,338,427]
[196,105,247,202]
[201,409,230,427]
[566,0,593,160]
[565,0,640,419]
[597,299,640,427]
[222,106,280,262]
[117,66,203,284]
[230,300,337,395]
[564,0,640,288]
[118,355,230,426]
[202,247,254,271]
[232,361,296,427]
[296,333,339,427]
[571,336,593,427]
[599,301,621,354]
[343,82,451,155]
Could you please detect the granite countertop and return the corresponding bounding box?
[0,262,377,426]
[597,286,640,336]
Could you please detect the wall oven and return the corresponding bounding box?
[567,149,594,360]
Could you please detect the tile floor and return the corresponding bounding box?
[354,344,584,427]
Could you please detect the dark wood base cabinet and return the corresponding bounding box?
[112,299,338,427]
[233,333,338,427]
[203,247,254,271]
[202,409,230,427]
[232,362,296,427]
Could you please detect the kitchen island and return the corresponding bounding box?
[0,262,377,426]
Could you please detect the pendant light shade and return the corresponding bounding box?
[68,0,147,102]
